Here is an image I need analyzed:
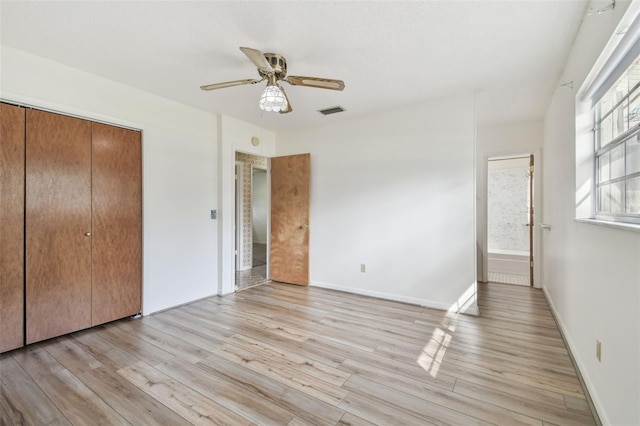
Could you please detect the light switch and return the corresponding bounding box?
[211,210,217,219]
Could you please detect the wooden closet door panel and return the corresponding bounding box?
[91,123,142,326]
[26,109,92,344]
[0,104,25,352]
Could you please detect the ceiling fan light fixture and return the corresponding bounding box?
[259,84,288,112]
[201,47,344,114]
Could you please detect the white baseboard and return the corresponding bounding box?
[144,292,218,316]
[542,286,605,426]
[310,280,453,312]
[463,303,480,316]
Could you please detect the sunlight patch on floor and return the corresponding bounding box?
[417,326,452,378]
[416,282,476,378]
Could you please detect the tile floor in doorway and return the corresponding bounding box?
[488,272,530,286]
[235,264,268,291]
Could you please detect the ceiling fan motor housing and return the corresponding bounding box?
[261,53,287,79]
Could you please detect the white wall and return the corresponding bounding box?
[476,121,543,282]
[1,46,218,314]
[543,1,640,424]
[277,95,477,312]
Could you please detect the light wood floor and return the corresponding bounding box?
[0,282,595,425]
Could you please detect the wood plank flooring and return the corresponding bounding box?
[0,282,595,425]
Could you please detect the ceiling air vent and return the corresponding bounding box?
[318,106,346,115]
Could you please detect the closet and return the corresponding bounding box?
[0,104,142,351]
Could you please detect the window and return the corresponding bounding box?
[576,2,640,227]
[594,55,640,223]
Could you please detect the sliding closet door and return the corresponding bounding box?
[26,109,92,344]
[0,104,25,352]
[91,123,142,325]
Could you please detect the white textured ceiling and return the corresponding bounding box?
[0,1,588,132]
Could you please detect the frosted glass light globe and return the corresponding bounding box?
[259,85,288,112]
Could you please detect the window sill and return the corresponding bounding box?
[574,218,640,233]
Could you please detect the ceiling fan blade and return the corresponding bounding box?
[200,78,263,91]
[240,47,274,74]
[284,76,345,91]
[279,86,293,114]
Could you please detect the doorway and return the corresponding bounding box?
[486,155,533,286]
[251,167,268,267]
[235,152,269,291]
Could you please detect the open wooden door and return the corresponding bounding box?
[270,154,310,285]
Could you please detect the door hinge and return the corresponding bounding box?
[235,174,238,180]
[529,165,534,174]
[234,249,238,256]
[530,260,534,268]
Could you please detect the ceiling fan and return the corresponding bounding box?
[200,47,345,114]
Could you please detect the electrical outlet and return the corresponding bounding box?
[360,264,366,273]
[596,340,602,362]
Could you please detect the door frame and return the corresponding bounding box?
[234,161,244,271]
[480,149,542,288]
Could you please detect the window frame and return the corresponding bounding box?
[578,2,640,228]
[592,57,640,224]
